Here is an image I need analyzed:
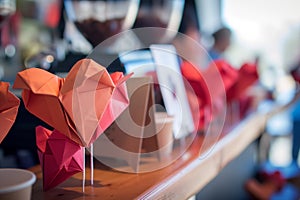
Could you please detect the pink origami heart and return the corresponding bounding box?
[36,126,84,191]
[59,59,131,147]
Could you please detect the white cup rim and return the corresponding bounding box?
[0,168,36,194]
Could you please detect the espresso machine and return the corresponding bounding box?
[56,0,185,74]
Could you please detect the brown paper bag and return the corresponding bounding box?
[93,77,174,172]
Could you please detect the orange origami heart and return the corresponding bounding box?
[14,59,131,147]
[0,81,20,143]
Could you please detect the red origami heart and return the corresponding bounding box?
[227,62,258,101]
[36,126,84,191]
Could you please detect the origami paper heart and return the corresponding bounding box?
[13,68,82,145]
[59,59,131,147]
[181,60,240,130]
[181,61,211,131]
[227,62,258,101]
[14,59,131,147]
[206,59,239,93]
[0,81,20,143]
[36,126,83,191]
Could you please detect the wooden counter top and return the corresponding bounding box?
[30,109,268,200]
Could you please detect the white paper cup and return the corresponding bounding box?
[0,168,36,200]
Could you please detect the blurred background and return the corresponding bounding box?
[0,0,300,199]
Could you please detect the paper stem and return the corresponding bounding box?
[82,147,85,193]
[90,143,94,186]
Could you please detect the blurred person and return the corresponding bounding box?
[290,58,300,169]
[208,27,232,60]
[292,100,300,168]
[288,26,300,169]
